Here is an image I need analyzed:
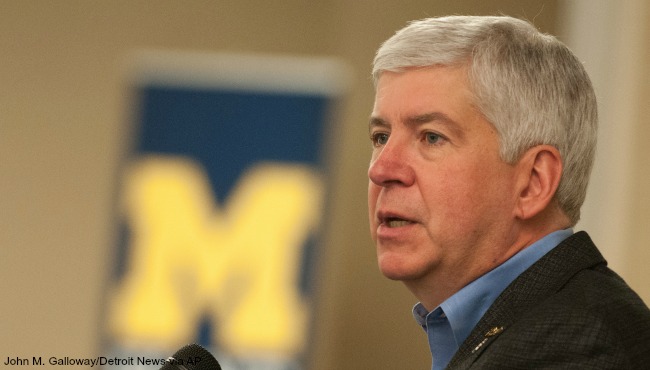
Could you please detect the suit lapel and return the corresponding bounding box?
[446,232,606,369]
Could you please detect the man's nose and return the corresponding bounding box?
[368,139,415,187]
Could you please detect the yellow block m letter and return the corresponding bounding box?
[109,157,323,357]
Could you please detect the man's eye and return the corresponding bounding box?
[371,132,389,146]
[425,132,442,144]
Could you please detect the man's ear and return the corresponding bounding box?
[514,145,563,220]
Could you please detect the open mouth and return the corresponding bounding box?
[384,217,414,228]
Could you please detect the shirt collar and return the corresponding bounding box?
[413,228,573,346]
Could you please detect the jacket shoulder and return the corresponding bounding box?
[454,232,650,369]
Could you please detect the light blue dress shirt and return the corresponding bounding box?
[412,229,573,370]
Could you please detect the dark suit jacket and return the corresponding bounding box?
[446,231,650,369]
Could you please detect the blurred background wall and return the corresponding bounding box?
[1,1,648,369]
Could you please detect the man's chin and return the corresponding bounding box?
[378,259,426,281]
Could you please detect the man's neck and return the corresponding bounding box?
[407,213,571,311]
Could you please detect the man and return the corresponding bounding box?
[368,15,650,369]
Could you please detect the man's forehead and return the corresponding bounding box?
[374,66,472,101]
[372,67,473,118]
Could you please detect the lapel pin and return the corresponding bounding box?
[472,326,505,353]
[485,326,504,337]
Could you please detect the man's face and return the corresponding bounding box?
[368,66,519,292]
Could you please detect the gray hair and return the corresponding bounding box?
[373,16,598,225]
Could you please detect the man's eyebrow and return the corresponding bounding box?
[368,116,390,137]
[406,112,457,127]
[369,112,464,137]
[369,116,389,129]
[410,112,465,138]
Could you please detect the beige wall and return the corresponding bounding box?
[627,1,650,304]
[2,1,647,369]
[561,0,650,305]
